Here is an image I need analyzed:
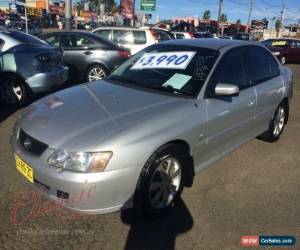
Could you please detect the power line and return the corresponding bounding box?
[259,0,281,8]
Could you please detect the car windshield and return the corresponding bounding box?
[107,44,219,97]
[269,40,289,48]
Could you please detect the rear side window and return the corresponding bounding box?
[175,33,185,39]
[156,31,171,41]
[94,29,111,41]
[63,35,95,48]
[133,31,146,44]
[113,30,133,45]
[246,46,280,83]
[210,48,247,90]
[43,35,62,47]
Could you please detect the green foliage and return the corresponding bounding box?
[219,13,227,23]
[203,10,211,21]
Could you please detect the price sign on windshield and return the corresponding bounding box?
[131,51,196,70]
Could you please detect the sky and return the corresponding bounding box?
[131,0,300,24]
[0,0,299,25]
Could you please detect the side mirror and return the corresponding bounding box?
[214,83,239,97]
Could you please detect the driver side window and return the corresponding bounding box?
[208,48,247,94]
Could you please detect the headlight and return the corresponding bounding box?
[48,150,113,173]
[273,52,280,56]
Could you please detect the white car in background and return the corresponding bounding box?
[92,27,172,55]
[172,32,195,39]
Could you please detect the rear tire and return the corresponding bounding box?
[0,75,28,107]
[258,102,288,142]
[134,144,188,217]
[86,65,107,82]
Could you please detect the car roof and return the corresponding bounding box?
[159,38,254,50]
[93,26,141,31]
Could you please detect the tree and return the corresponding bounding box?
[89,0,120,15]
[275,19,282,37]
[203,10,211,21]
[219,13,227,23]
[236,19,241,32]
[262,17,268,22]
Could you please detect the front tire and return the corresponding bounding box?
[0,75,28,107]
[259,102,288,142]
[134,144,187,217]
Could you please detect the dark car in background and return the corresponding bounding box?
[40,31,130,82]
[261,39,300,64]
[10,22,42,36]
[0,30,68,106]
[233,33,255,41]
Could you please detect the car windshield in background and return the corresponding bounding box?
[9,31,45,46]
[107,45,219,97]
[270,40,289,48]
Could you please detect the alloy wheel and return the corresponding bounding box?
[88,66,106,82]
[148,157,182,209]
[0,80,23,104]
[273,106,285,137]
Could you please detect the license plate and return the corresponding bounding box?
[15,154,34,183]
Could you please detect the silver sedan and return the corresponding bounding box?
[11,39,293,216]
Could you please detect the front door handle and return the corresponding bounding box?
[84,51,93,55]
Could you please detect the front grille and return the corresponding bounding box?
[19,129,48,156]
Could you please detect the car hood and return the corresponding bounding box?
[19,81,181,151]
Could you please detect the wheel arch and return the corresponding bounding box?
[147,139,195,188]
[0,71,30,90]
[281,97,289,124]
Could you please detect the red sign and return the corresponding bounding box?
[121,0,134,18]
[240,236,259,247]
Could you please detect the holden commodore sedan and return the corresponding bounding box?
[11,39,293,216]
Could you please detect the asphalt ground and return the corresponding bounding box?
[0,65,299,250]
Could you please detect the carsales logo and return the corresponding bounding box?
[241,236,259,246]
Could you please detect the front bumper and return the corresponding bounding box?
[11,131,141,214]
[26,66,69,93]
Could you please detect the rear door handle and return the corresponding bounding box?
[84,51,93,55]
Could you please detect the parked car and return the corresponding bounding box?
[11,39,293,216]
[0,30,68,106]
[261,39,300,65]
[219,35,233,40]
[92,27,172,55]
[40,31,130,82]
[233,33,255,41]
[172,32,194,39]
[10,22,42,36]
[193,31,214,38]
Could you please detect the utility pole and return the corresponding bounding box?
[24,1,28,34]
[279,2,285,26]
[65,0,72,31]
[247,0,253,32]
[278,2,285,37]
[217,0,223,36]
[132,0,136,27]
